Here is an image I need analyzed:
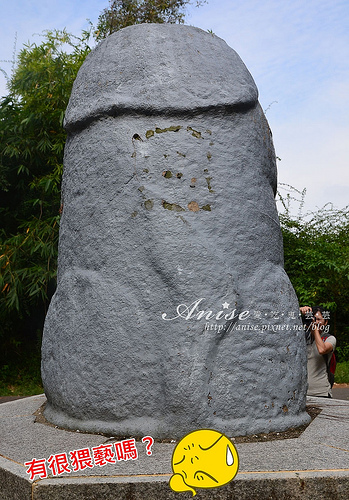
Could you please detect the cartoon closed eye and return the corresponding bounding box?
[169,429,239,496]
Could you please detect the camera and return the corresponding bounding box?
[301,310,315,328]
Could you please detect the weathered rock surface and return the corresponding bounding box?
[41,23,309,438]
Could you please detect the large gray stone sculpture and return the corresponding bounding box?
[41,23,309,438]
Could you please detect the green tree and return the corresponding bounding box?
[95,0,205,39]
[0,30,91,312]
[278,186,349,361]
[0,30,91,386]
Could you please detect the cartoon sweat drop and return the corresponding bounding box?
[169,429,239,496]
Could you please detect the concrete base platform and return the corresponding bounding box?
[0,395,348,499]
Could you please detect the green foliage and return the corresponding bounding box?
[335,361,349,384]
[0,216,59,311]
[0,339,43,396]
[0,30,92,394]
[0,30,91,323]
[335,331,349,363]
[95,0,206,39]
[278,185,349,359]
[280,204,349,311]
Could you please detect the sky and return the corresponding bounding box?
[0,0,348,216]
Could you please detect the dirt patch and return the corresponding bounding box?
[0,396,28,404]
[230,406,322,444]
[33,403,321,444]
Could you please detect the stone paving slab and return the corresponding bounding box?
[0,394,348,499]
[332,384,349,401]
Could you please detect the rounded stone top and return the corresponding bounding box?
[64,23,258,131]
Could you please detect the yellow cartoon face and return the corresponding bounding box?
[169,429,239,496]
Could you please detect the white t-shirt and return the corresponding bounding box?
[307,335,336,397]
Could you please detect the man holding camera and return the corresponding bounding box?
[300,306,336,398]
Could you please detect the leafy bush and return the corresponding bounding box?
[0,30,91,321]
[278,185,349,361]
[334,362,349,384]
[0,31,92,394]
[0,343,43,396]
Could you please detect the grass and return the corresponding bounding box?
[0,351,43,397]
[0,378,43,397]
[335,361,349,384]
